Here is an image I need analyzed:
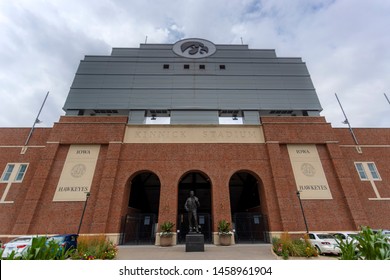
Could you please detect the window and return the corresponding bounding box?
[145,110,171,124]
[355,163,368,180]
[199,64,205,70]
[1,164,15,182]
[367,163,380,180]
[219,65,226,70]
[163,64,169,69]
[15,164,28,182]
[355,162,381,181]
[184,64,190,69]
[94,109,118,114]
[0,163,28,182]
[218,110,243,124]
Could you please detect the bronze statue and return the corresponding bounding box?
[184,190,200,233]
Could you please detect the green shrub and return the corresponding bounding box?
[160,221,175,237]
[336,236,358,260]
[272,233,317,259]
[355,226,390,260]
[1,250,20,260]
[217,220,233,236]
[23,236,70,260]
[337,226,390,260]
[71,235,117,260]
[1,236,74,260]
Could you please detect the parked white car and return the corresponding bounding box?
[333,232,359,245]
[307,232,341,255]
[1,236,38,258]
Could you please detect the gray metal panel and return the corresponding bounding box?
[63,42,323,116]
[243,111,260,124]
[128,110,145,124]
[171,111,219,124]
[307,111,321,116]
[111,48,140,56]
[65,110,80,116]
[64,88,321,111]
[77,62,109,74]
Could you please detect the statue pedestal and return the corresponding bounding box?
[185,233,204,252]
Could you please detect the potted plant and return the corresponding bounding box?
[159,221,175,247]
[218,220,233,246]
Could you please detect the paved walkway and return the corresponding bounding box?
[116,244,278,260]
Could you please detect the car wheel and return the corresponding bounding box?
[315,246,322,255]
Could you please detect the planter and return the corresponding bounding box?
[160,235,173,247]
[219,234,232,246]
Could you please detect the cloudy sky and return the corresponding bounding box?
[0,0,389,128]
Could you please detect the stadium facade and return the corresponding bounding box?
[1,38,389,245]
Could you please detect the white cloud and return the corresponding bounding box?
[0,0,389,128]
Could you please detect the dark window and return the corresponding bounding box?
[15,164,28,181]
[163,64,169,69]
[367,163,380,179]
[219,65,226,70]
[1,164,15,181]
[184,64,190,69]
[355,163,368,180]
[199,64,205,70]
[94,109,118,114]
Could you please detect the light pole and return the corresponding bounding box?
[77,192,90,235]
[296,191,309,233]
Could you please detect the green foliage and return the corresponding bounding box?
[218,220,232,235]
[1,236,74,260]
[71,235,117,260]
[160,221,175,233]
[336,236,358,260]
[1,250,20,260]
[337,226,390,260]
[355,226,390,260]
[272,233,317,259]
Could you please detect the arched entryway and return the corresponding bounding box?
[121,171,161,245]
[229,171,269,243]
[177,171,212,243]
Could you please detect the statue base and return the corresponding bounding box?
[185,233,204,252]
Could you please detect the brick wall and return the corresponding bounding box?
[0,116,389,242]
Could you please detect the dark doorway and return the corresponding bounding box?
[177,172,212,243]
[120,172,160,245]
[229,172,269,243]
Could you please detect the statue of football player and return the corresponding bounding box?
[184,190,200,233]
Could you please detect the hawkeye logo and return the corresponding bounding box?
[173,38,216,58]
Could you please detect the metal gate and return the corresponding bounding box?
[233,213,269,243]
[177,212,212,244]
[120,213,157,245]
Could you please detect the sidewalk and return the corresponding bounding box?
[115,244,278,260]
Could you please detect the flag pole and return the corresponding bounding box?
[335,93,359,145]
[24,91,49,146]
[385,93,390,105]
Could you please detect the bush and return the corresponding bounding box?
[160,221,175,236]
[218,220,232,235]
[272,232,317,259]
[336,236,358,260]
[1,236,74,260]
[338,226,390,260]
[71,235,117,260]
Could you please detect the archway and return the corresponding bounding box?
[177,171,212,243]
[121,171,161,245]
[229,171,269,243]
